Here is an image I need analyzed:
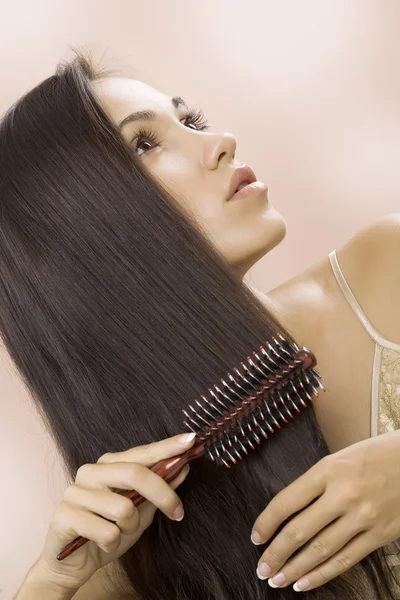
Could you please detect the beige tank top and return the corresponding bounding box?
[329,250,400,437]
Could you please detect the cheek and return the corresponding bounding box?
[146,155,224,226]
[150,159,195,200]
[178,195,221,228]
[159,172,219,222]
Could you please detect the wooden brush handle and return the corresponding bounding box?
[56,440,205,561]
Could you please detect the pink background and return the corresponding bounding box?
[1,1,399,596]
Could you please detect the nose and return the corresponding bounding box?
[201,132,237,170]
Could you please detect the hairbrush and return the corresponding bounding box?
[57,333,323,560]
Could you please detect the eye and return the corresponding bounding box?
[182,108,209,132]
[133,129,160,156]
[132,108,209,156]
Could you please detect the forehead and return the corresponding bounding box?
[91,77,173,125]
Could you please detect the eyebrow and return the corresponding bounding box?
[119,96,188,130]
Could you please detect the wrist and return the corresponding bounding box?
[15,562,78,600]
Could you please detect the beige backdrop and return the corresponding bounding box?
[1,1,399,597]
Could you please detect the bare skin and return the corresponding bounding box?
[262,214,400,453]
[249,236,400,592]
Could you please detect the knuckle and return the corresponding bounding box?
[97,452,113,464]
[286,563,303,580]
[51,503,72,532]
[315,565,329,584]
[141,443,159,464]
[358,501,377,525]
[75,463,92,484]
[100,524,120,547]
[283,524,304,546]
[158,489,177,511]
[378,521,393,541]
[324,454,354,478]
[334,482,360,506]
[63,484,78,503]
[125,463,143,488]
[335,553,353,572]
[311,540,329,559]
[343,484,362,505]
[140,443,152,453]
[264,547,283,565]
[319,454,332,472]
[319,454,335,477]
[112,496,136,522]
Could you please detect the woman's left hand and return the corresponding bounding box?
[251,430,400,592]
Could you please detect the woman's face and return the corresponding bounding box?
[92,77,286,277]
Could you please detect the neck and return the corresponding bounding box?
[245,281,303,342]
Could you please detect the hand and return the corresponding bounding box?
[34,433,195,593]
[251,431,400,592]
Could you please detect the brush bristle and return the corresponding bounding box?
[182,334,324,468]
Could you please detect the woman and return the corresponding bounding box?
[4,53,399,599]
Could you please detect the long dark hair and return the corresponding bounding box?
[0,53,397,599]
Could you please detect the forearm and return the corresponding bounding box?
[14,564,77,600]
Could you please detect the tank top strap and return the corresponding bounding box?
[328,249,400,351]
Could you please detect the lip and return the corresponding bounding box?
[229,180,268,202]
[227,165,259,201]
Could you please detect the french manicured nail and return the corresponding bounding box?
[257,562,272,580]
[179,432,196,444]
[269,572,286,587]
[173,505,184,521]
[293,577,310,592]
[251,530,263,545]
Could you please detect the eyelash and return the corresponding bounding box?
[132,108,209,155]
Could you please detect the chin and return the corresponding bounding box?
[260,207,287,252]
[230,208,287,277]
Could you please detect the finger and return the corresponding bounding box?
[291,532,374,592]
[63,485,140,535]
[252,459,327,545]
[133,463,190,528]
[97,433,196,467]
[265,516,363,588]
[46,503,122,558]
[76,461,187,521]
[169,464,190,490]
[99,465,190,562]
[256,496,340,576]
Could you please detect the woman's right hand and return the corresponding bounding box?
[33,433,195,594]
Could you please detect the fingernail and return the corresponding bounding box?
[179,432,196,444]
[251,530,263,545]
[173,505,184,521]
[293,577,310,592]
[269,572,286,587]
[257,562,272,580]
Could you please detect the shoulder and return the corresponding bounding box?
[336,212,400,342]
[338,213,400,265]
[336,213,400,287]
[250,213,400,343]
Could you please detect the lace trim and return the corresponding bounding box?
[378,347,400,435]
